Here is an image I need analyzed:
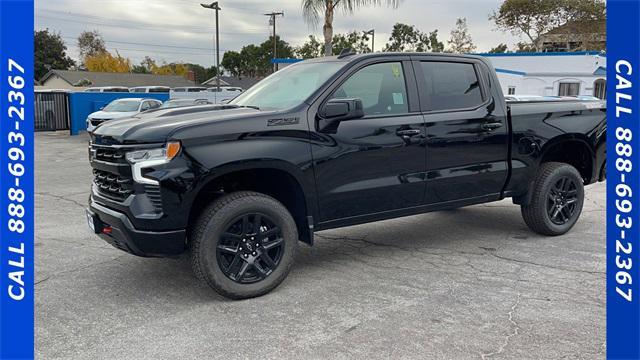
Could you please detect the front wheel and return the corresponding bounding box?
[521,162,585,236]
[190,191,298,299]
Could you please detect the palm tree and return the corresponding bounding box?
[302,0,401,56]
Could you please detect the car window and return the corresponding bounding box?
[331,62,408,116]
[149,88,169,93]
[103,101,141,112]
[420,62,484,111]
[140,101,151,111]
[149,101,161,109]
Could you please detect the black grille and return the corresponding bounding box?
[90,118,111,127]
[95,147,126,163]
[144,185,163,211]
[93,169,133,201]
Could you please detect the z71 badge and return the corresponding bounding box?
[267,117,299,126]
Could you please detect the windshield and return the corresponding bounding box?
[103,100,140,112]
[230,62,344,110]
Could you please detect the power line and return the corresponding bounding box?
[60,36,228,52]
[35,14,265,36]
[38,8,268,32]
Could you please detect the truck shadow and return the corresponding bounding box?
[96,203,529,303]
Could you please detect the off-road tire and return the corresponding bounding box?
[521,162,585,236]
[189,191,298,299]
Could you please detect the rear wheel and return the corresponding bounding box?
[190,191,298,299]
[521,162,585,236]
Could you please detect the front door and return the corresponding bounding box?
[310,60,427,222]
[414,59,509,204]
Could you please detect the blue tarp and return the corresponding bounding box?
[68,92,169,135]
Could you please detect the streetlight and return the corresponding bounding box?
[201,2,221,91]
[363,29,375,53]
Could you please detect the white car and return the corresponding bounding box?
[86,98,162,132]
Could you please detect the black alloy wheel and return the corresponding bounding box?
[546,176,579,225]
[521,162,585,236]
[217,213,284,284]
[190,191,298,299]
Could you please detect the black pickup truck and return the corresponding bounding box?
[86,52,606,299]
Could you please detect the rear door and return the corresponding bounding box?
[413,57,509,204]
[310,59,427,222]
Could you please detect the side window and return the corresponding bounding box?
[331,62,408,116]
[420,62,484,111]
[149,101,161,109]
[559,82,580,96]
[140,101,151,111]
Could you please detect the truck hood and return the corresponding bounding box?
[92,105,261,144]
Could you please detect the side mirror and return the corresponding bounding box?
[318,98,364,132]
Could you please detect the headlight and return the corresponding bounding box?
[126,142,181,185]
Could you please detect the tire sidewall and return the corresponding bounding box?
[196,195,297,298]
[536,165,585,234]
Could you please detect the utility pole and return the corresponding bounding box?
[201,2,222,91]
[264,11,284,73]
[363,29,375,53]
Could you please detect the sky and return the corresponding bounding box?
[35,0,522,67]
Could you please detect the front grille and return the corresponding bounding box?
[90,118,110,127]
[93,169,133,201]
[95,147,126,163]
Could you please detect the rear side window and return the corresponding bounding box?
[420,62,484,111]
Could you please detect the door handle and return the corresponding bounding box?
[481,122,503,131]
[396,129,422,137]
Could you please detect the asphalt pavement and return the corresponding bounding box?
[35,132,606,359]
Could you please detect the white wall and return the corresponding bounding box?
[485,53,606,97]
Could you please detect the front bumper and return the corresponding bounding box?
[87,199,186,257]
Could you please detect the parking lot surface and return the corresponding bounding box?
[36,132,605,359]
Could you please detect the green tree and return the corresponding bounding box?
[490,0,562,51]
[489,0,604,52]
[428,30,445,53]
[297,32,370,58]
[34,29,75,80]
[222,51,243,76]
[447,17,476,53]
[186,63,217,83]
[514,42,536,52]
[77,30,107,59]
[332,31,371,54]
[240,44,263,77]
[296,35,324,59]
[131,57,153,74]
[562,0,606,51]
[383,23,431,52]
[489,43,509,53]
[302,0,402,56]
[131,65,149,74]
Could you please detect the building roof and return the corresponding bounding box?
[202,76,263,90]
[40,70,196,88]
